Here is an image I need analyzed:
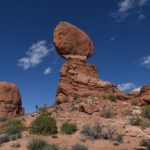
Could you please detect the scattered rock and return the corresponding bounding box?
[79,102,99,114]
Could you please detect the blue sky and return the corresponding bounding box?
[0,0,150,113]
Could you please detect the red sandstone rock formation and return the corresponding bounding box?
[0,81,24,116]
[53,22,127,104]
[54,22,93,58]
[129,85,150,105]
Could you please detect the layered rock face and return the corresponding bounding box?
[0,82,24,116]
[129,86,150,105]
[54,22,126,104]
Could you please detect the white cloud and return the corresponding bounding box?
[112,0,149,22]
[110,36,116,41]
[133,87,141,92]
[118,82,136,91]
[140,55,150,68]
[118,0,135,13]
[139,14,146,20]
[18,40,54,70]
[44,67,52,75]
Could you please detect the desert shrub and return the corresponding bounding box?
[0,116,7,122]
[72,144,88,150]
[81,122,117,141]
[11,143,21,148]
[102,95,107,100]
[68,104,77,111]
[0,134,9,144]
[108,95,117,102]
[140,119,150,129]
[27,139,49,150]
[31,114,57,135]
[113,135,123,143]
[62,96,68,103]
[61,121,77,134]
[5,118,24,135]
[140,139,150,149]
[131,99,139,106]
[42,144,59,150]
[122,111,132,116]
[37,107,47,114]
[101,106,114,118]
[142,105,150,119]
[103,126,116,140]
[82,122,103,140]
[5,125,21,135]
[129,116,142,126]
[54,106,63,113]
[27,139,59,150]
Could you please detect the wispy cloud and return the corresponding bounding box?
[139,0,148,6]
[110,36,116,41]
[132,86,141,92]
[139,14,146,20]
[18,40,54,70]
[112,0,149,22]
[140,55,150,68]
[43,67,52,75]
[118,82,136,92]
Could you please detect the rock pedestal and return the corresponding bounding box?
[54,22,126,104]
[0,82,24,116]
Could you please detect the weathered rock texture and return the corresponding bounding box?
[54,22,127,104]
[0,82,24,116]
[129,86,150,105]
[54,22,94,58]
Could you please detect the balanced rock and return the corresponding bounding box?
[54,22,94,58]
[54,22,126,104]
[0,81,24,116]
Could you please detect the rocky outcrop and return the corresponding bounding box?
[53,22,127,104]
[0,81,24,116]
[130,86,150,105]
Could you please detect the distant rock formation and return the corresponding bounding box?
[53,22,127,104]
[0,81,24,116]
[129,85,150,105]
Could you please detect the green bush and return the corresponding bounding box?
[5,118,24,135]
[27,139,49,150]
[27,139,59,150]
[129,116,142,126]
[140,139,150,149]
[108,95,117,102]
[42,144,59,150]
[31,114,57,135]
[61,121,77,135]
[142,105,150,119]
[72,144,88,150]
